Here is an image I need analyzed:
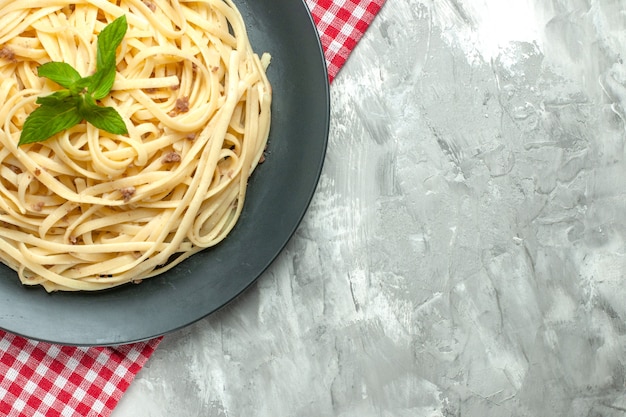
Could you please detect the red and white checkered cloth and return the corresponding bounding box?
[0,1,385,416]
[0,333,159,417]
[307,0,385,81]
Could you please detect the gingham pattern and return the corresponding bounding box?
[306,0,385,81]
[0,332,160,417]
[0,1,384,416]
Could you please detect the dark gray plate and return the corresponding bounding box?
[0,0,329,346]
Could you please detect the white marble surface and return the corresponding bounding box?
[113,0,626,416]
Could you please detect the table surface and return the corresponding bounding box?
[113,0,626,416]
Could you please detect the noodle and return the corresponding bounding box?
[0,0,272,291]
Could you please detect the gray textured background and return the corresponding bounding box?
[114,0,626,415]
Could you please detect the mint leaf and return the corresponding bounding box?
[19,16,129,146]
[19,97,82,146]
[89,67,117,100]
[72,76,93,94]
[38,62,81,89]
[78,94,128,135]
[35,89,72,105]
[90,15,127,99]
[96,16,127,72]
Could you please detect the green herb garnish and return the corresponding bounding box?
[19,15,128,146]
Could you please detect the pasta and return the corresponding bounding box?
[0,0,272,291]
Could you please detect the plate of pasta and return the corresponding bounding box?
[0,0,329,345]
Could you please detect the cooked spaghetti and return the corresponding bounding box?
[0,0,271,291]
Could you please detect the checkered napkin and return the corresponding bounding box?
[306,0,385,81]
[0,333,159,417]
[0,1,385,416]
